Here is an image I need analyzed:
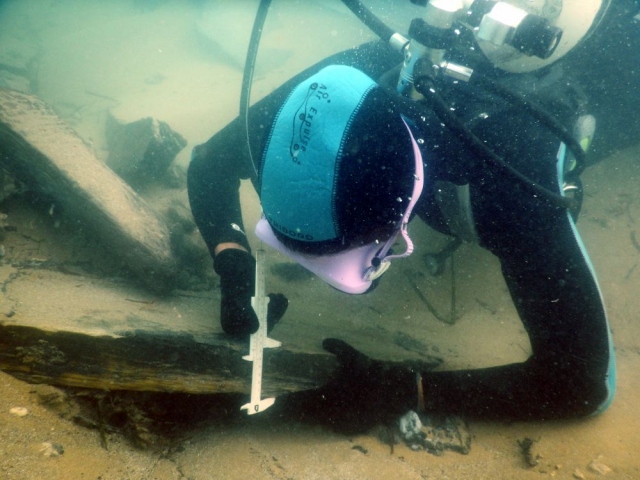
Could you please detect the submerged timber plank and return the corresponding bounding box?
[0,266,441,395]
[0,324,336,396]
[0,88,177,291]
[0,266,334,395]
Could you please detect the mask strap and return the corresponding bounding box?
[365,118,424,280]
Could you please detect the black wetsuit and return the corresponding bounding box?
[188,31,623,419]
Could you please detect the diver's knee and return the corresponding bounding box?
[587,361,616,416]
[566,366,615,417]
[534,355,615,418]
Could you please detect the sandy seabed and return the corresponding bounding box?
[1,1,640,479]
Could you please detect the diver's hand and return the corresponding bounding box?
[322,338,419,412]
[268,339,441,434]
[214,248,288,338]
[301,339,419,434]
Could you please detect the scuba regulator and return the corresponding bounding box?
[242,1,611,215]
[394,0,563,97]
[340,0,600,215]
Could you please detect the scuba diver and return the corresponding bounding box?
[187,0,636,429]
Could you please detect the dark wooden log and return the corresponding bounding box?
[0,88,178,291]
[0,324,336,396]
[0,322,441,396]
[0,264,442,396]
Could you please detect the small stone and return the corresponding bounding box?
[9,406,29,417]
[573,469,586,480]
[588,456,613,475]
[518,437,541,467]
[39,442,64,457]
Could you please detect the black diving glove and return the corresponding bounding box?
[274,339,424,435]
[213,248,288,338]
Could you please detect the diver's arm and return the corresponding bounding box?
[187,118,254,257]
[418,106,615,419]
[188,132,289,337]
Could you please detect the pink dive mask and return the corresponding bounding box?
[256,119,424,294]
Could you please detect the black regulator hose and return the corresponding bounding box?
[411,73,577,211]
[340,0,397,42]
[469,71,588,178]
[240,0,273,181]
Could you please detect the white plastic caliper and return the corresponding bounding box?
[240,246,281,415]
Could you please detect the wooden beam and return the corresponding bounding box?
[0,324,337,396]
[0,88,178,292]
